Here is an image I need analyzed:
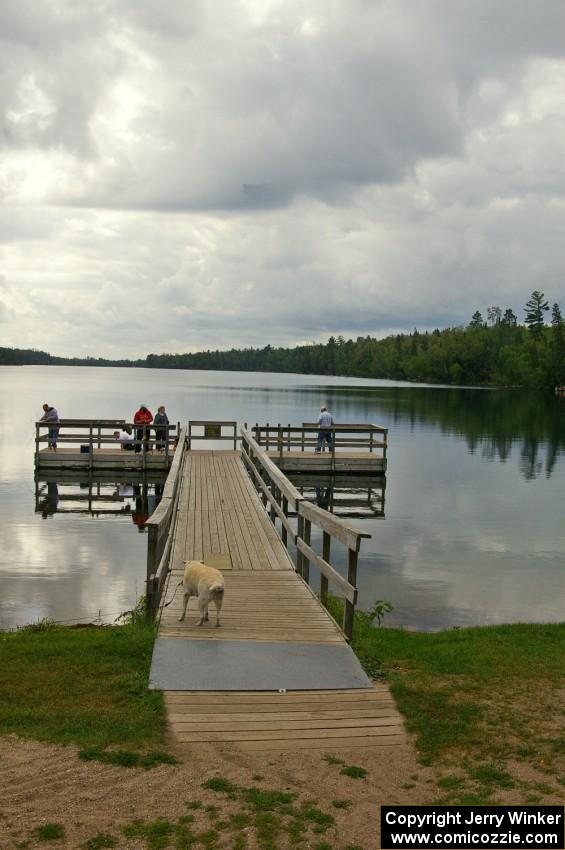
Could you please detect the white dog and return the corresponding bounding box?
[178,559,225,627]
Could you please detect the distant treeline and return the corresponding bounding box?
[0,348,134,367]
[2,291,564,389]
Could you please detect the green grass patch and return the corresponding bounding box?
[344,612,565,802]
[24,783,342,850]
[122,818,176,850]
[340,765,367,779]
[331,799,352,809]
[0,617,165,750]
[200,779,339,848]
[33,823,66,842]
[78,746,177,769]
[203,777,238,795]
[322,753,344,765]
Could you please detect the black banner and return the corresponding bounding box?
[381,806,564,849]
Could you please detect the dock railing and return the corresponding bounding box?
[252,422,388,466]
[144,426,188,618]
[241,427,371,640]
[35,418,179,467]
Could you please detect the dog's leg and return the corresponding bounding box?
[178,590,191,622]
[197,594,208,627]
[213,591,224,627]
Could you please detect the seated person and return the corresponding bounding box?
[114,426,135,450]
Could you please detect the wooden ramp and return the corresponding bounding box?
[164,685,404,751]
[156,451,406,751]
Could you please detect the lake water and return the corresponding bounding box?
[1,365,564,631]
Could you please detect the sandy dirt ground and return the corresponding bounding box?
[0,733,438,850]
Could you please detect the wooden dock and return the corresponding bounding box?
[36,447,173,471]
[269,450,386,474]
[35,419,178,471]
[255,423,387,474]
[153,447,405,752]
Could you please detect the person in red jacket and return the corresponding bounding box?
[133,404,153,453]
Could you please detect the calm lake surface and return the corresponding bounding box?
[1,365,564,631]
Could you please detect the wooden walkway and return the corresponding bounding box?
[158,451,406,751]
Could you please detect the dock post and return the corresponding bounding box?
[281,496,288,547]
[146,525,158,617]
[35,422,39,465]
[321,531,330,606]
[302,519,311,584]
[296,515,304,576]
[343,548,358,641]
[89,424,93,471]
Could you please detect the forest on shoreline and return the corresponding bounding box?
[2,292,564,389]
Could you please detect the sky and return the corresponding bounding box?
[1,0,565,359]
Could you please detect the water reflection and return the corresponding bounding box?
[34,472,166,530]
[316,386,565,480]
[2,365,564,631]
[287,473,386,519]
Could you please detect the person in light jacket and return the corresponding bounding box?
[40,403,60,451]
[316,406,334,453]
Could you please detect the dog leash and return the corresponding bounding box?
[163,580,183,608]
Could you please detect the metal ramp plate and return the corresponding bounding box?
[149,638,372,691]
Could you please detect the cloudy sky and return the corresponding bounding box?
[1,0,564,358]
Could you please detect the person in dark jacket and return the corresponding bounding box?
[133,404,153,453]
[153,405,170,451]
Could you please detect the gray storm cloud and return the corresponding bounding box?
[1,0,564,357]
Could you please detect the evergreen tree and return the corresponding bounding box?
[502,308,517,326]
[469,311,484,328]
[524,290,549,337]
[551,302,565,384]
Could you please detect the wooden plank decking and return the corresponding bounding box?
[36,447,173,470]
[158,450,405,751]
[268,451,386,474]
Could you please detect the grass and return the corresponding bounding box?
[82,834,117,850]
[329,597,565,804]
[200,778,339,848]
[0,613,166,750]
[78,746,177,769]
[100,793,334,850]
[33,823,65,842]
[339,765,367,780]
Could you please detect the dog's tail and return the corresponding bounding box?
[209,583,224,596]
